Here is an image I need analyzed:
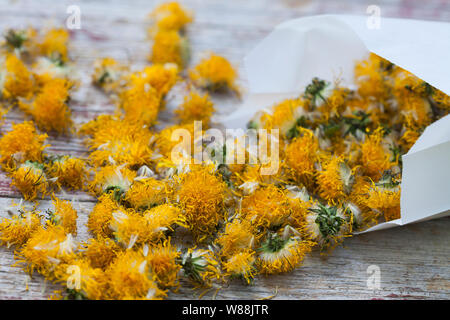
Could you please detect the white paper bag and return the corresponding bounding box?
[222,15,450,232]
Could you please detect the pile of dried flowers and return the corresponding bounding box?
[0,2,449,300]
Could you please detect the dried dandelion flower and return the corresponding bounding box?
[354,53,392,103]
[285,185,312,229]
[90,165,136,198]
[19,78,73,134]
[175,91,215,127]
[216,219,255,258]
[92,57,128,92]
[176,166,226,241]
[316,157,354,202]
[80,115,154,168]
[133,64,178,99]
[154,123,196,160]
[252,98,308,139]
[124,177,168,210]
[284,128,320,186]
[0,211,41,248]
[89,135,154,169]
[303,78,347,118]
[433,88,450,111]
[189,54,239,94]
[363,172,401,222]
[151,30,189,69]
[38,28,69,63]
[54,258,109,300]
[32,56,73,80]
[111,204,183,248]
[82,237,120,270]
[87,193,121,238]
[45,155,87,190]
[257,232,313,274]
[1,53,34,99]
[119,79,161,125]
[2,28,34,53]
[10,161,48,200]
[305,203,351,249]
[0,121,47,169]
[142,240,181,289]
[106,249,165,300]
[180,248,221,287]
[359,127,394,181]
[19,225,77,277]
[47,197,78,236]
[149,1,193,32]
[241,185,291,231]
[223,249,256,284]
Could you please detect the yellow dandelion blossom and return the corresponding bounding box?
[316,157,354,202]
[134,64,178,98]
[354,53,391,102]
[180,248,222,287]
[348,175,380,230]
[176,166,226,241]
[400,127,420,152]
[317,87,348,119]
[19,225,78,277]
[80,115,154,167]
[216,219,255,258]
[1,53,34,99]
[285,185,312,229]
[53,258,109,300]
[393,69,428,98]
[90,164,136,198]
[143,239,181,289]
[87,193,121,238]
[284,128,320,186]
[359,127,394,181]
[0,121,47,169]
[125,177,168,210]
[149,1,193,32]
[19,78,73,134]
[151,30,189,69]
[363,173,401,222]
[154,123,196,160]
[223,249,256,285]
[0,211,41,248]
[257,233,314,274]
[89,135,154,169]
[92,57,128,92]
[241,185,291,231]
[106,249,165,300]
[47,197,78,236]
[111,204,183,248]
[189,54,238,94]
[82,237,120,270]
[10,161,48,200]
[38,28,69,63]
[255,98,308,138]
[398,94,432,128]
[119,80,161,125]
[175,91,215,126]
[46,155,87,190]
[433,88,450,111]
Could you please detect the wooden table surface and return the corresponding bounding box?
[0,0,449,300]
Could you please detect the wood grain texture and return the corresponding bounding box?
[0,0,449,300]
